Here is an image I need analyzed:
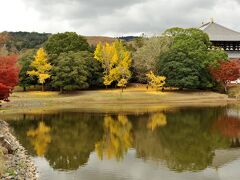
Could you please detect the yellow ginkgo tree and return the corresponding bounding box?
[27,48,52,91]
[114,46,132,92]
[94,40,132,91]
[94,42,115,87]
[146,71,166,91]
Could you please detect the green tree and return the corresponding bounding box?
[51,51,91,92]
[44,32,90,64]
[19,49,38,91]
[157,28,227,89]
[86,54,103,88]
[44,32,99,89]
[27,48,52,91]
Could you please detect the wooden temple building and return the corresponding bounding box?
[200,21,240,58]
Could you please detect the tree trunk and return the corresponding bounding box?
[224,85,227,93]
[23,86,26,92]
[60,87,63,94]
[122,87,123,92]
[42,84,44,92]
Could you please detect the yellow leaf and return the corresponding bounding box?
[27,48,52,85]
[94,40,132,87]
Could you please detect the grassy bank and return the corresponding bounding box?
[1,87,238,114]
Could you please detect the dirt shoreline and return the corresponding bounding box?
[0,120,37,179]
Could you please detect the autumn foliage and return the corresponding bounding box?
[212,115,240,138]
[146,71,166,90]
[0,32,10,45]
[210,59,240,91]
[94,40,132,90]
[27,48,52,91]
[0,56,19,102]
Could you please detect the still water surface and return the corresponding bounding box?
[4,106,240,180]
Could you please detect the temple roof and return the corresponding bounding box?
[200,22,240,41]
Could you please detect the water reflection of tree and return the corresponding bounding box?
[10,113,104,171]
[95,115,133,160]
[8,107,234,172]
[212,115,240,147]
[135,108,230,172]
[44,113,103,170]
[147,113,167,131]
[27,121,51,156]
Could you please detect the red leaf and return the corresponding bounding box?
[210,59,240,86]
[0,56,19,101]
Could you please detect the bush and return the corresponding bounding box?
[228,85,240,98]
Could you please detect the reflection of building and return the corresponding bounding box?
[227,109,240,118]
[200,21,240,58]
[212,149,240,168]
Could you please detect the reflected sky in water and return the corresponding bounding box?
[34,150,240,180]
[5,106,240,180]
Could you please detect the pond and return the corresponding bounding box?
[3,106,240,180]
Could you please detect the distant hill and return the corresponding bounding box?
[85,36,140,46]
[118,36,139,41]
[0,31,137,55]
[85,36,116,46]
[7,31,50,51]
[0,31,50,55]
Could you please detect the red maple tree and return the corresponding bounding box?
[210,59,240,92]
[0,56,19,103]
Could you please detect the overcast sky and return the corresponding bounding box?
[0,0,240,37]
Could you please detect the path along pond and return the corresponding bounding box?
[2,105,240,180]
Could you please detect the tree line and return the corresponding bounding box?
[1,27,240,103]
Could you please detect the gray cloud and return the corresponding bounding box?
[25,0,144,19]
[10,0,240,36]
